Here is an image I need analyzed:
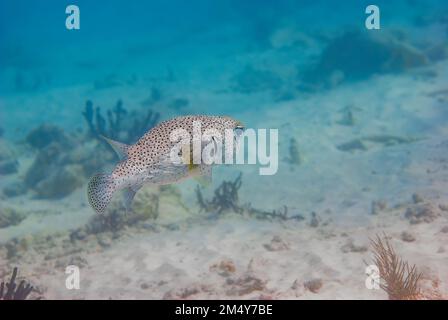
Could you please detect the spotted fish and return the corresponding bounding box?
[87,115,244,214]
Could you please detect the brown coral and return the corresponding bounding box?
[0,267,33,300]
[369,234,422,300]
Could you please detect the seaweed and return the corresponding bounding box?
[196,173,303,221]
[246,205,304,221]
[336,139,368,152]
[196,173,243,214]
[82,100,96,136]
[368,234,422,300]
[0,267,33,300]
[26,124,72,149]
[301,30,428,89]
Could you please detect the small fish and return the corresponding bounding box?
[87,115,244,214]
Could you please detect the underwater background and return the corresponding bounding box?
[1,0,448,299]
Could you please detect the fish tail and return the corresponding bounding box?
[87,173,117,214]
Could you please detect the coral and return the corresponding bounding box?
[0,267,33,300]
[82,99,160,144]
[301,30,428,89]
[82,100,120,139]
[0,207,26,228]
[17,98,161,199]
[128,109,160,144]
[284,138,302,167]
[336,139,368,152]
[404,203,440,224]
[304,278,323,293]
[24,142,62,188]
[81,192,160,235]
[368,234,422,300]
[363,135,420,146]
[337,135,420,152]
[226,274,266,296]
[131,187,160,221]
[82,100,96,136]
[196,173,243,214]
[33,164,84,199]
[210,259,236,277]
[246,205,303,221]
[26,124,72,149]
[196,174,303,221]
[400,232,415,242]
[23,137,87,199]
[106,99,127,140]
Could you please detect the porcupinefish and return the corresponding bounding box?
[87,115,244,214]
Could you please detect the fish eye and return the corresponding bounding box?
[234,126,244,136]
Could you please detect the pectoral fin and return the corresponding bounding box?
[123,184,142,213]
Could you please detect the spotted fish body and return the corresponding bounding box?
[88,115,242,214]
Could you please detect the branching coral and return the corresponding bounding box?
[246,204,304,221]
[106,99,127,140]
[196,173,243,214]
[129,109,160,143]
[82,99,160,144]
[196,173,303,221]
[369,234,422,300]
[0,267,33,300]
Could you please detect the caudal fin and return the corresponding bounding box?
[87,174,117,214]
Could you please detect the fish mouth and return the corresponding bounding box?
[233,125,245,142]
[235,120,244,128]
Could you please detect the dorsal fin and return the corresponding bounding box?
[100,135,130,160]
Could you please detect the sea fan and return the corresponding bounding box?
[0,267,33,300]
[369,234,422,300]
